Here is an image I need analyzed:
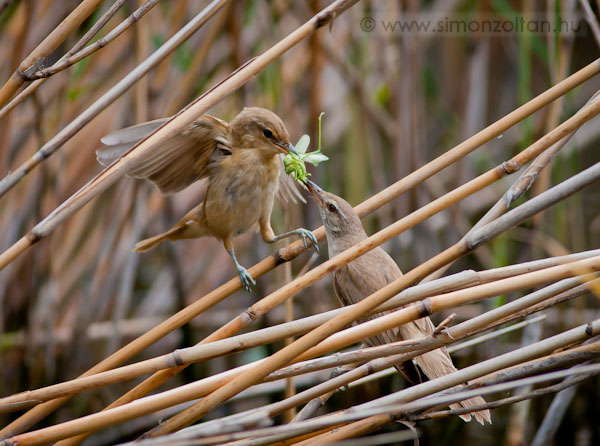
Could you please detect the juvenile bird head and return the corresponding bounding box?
[230,107,297,156]
[306,180,366,241]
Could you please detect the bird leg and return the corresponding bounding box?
[260,220,319,254]
[224,238,256,292]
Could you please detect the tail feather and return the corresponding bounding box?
[133,227,184,252]
[413,347,492,425]
[450,397,491,425]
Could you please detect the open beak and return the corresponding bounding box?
[274,140,299,156]
[306,179,324,208]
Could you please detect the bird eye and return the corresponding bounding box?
[263,128,273,139]
[327,203,337,213]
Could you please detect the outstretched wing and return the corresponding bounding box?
[96,115,232,194]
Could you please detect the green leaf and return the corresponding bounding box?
[283,112,328,185]
[302,152,329,165]
[295,134,310,154]
[284,154,309,183]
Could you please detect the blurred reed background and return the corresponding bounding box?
[0,1,599,445]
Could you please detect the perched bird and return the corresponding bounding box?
[96,107,318,292]
[306,181,491,425]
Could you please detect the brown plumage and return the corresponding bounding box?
[96,107,317,291]
[306,181,491,425]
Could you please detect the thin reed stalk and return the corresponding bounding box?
[0,0,230,200]
[142,358,600,446]
[28,0,158,81]
[0,0,105,109]
[425,90,600,282]
[0,0,162,121]
[412,371,594,423]
[344,315,547,388]
[300,364,600,444]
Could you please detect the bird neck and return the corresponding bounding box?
[235,149,280,180]
[242,146,279,162]
[326,224,368,258]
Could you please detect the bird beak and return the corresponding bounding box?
[274,140,299,156]
[306,179,324,207]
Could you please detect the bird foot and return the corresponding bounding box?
[295,228,319,254]
[236,266,256,292]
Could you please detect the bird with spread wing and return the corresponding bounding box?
[96,107,318,292]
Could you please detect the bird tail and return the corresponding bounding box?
[134,205,208,253]
[414,348,492,425]
[133,227,185,252]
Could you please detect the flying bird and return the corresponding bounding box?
[97,107,318,291]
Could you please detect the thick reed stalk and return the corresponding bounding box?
[0,256,595,412]
[3,269,597,445]
[152,354,600,446]
[300,323,600,445]
[425,90,600,282]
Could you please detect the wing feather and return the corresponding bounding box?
[96,115,232,194]
[333,266,421,384]
[100,118,168,146]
